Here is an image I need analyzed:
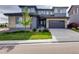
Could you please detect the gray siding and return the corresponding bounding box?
[69,6,79,16]
[31,17,37,29]
[68,5,79,26]
[69,14,79,25]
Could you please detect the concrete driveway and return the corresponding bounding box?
[49,29,79,42]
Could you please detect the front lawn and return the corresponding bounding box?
[0,31,52,40]
[31,32,52,39]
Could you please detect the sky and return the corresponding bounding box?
[0,0,78,6]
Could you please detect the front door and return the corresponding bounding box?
[37,17,46,28]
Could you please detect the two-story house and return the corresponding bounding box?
[4,5,68,29]
[68,5,79,26]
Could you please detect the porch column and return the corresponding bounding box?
[8,16,16,28]
[46,19,49,28]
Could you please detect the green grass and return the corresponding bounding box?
[0,31,52,40]
[30,32,52,39]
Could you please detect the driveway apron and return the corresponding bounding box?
[49,29,79,42]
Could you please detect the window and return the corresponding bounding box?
[57,9,61,13]
[43,11,45,14]
[54,9,66,13]
[41,11,44,14]
[50,11,53,15]
[63,9,66,13]
[16,17,19,24]
[38,11,46,15]
[54,9,58,13]
[60,9,66,13]
[16,17,22,24]
[28,8,35,13]
[46,11,49,15]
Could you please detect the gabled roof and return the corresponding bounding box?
[19,5,37,9]
[53,7,68,8]
[4,12,37,16]
[4,13,22,16]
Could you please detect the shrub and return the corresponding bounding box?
[67,23,78,29]
[13,30,25,33]
[72,27,76,30]
[39,30,42,32]
[42,29,49,32]
[32,28,37,32]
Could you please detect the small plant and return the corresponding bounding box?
[32,28,37,32]
[20,7,32,31]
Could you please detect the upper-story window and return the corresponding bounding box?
[41,11,44,14]
[38,11,43,15]
[58,9,61,13]
[38,10,49,15]
[49,11,53,15]
[28,8,36,13]
[46,11,49,15]
[38,10,53,15]
[60,9,66,13]
[54,9,59,13]
[43,10,46,15]
[54,9,66,13]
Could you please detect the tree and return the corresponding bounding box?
[20,7,32,31]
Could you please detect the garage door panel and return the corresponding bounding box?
[49,20,65,28]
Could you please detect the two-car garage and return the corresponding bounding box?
[47,17,68,28]
[49,20,65,28]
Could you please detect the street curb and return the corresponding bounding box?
[0,40,53,44]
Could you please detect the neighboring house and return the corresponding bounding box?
[68,5,79,26]
[4,5,68,29]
